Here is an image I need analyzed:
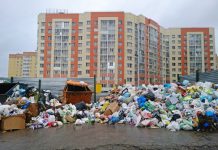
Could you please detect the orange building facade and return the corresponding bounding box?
[37,11,216,86]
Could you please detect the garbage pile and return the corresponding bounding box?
[86,81,217,132]
[0,80,218,132]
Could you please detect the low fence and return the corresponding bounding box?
[181,70,218,84]
[0,77,10,83]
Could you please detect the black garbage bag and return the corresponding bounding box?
[144,91,155,101]
[171,114,181,121]
[75,101,87,110]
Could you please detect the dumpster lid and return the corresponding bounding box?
[67,80,88,87]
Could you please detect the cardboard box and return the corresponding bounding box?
[104,102,120,116]
[1,114,26,131]
[28,103,39,117]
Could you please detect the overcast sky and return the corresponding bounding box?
[0,0,218,77]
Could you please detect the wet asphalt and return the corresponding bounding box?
[0,123,218,150]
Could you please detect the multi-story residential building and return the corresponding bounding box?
[37,11,164,87]
[162,28,217,82]
[37,11,216,86]
[8,52,37,77]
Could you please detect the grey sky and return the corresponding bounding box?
[0,0,217,77]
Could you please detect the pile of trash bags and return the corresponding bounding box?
[1,80,218,132]
[88,81,218,132]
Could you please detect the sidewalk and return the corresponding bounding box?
[0,124,217,150]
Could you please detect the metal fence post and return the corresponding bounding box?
[177,74,180,82]
[38,79,41,102]
[94,75,96,103]
[196,69,199,82]
[10,77,13,83]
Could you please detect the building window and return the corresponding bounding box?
[86,63,90,67]
[41,22,45,27]
[172,46,175,49]
[78,71,82,75]
[127,63,132,68]
[86,70,90,74]
[79,29,83,33]
[172,57,175,60]
[86,42,90,46]
[48,22,52,26]
[127,21,132,26]
[41,36,45,40]
[41,29,45,33]
[48,43,51,47]
[127,28,132,33]
[118,27,122,32]
[48,36,52,40]
[87,21,90,25]
[78,64,82,68]
[78,50,82,54]
[86,48,90,53]
[79,22,83,26]
[72,22,76,26]
[94,42,97,46]
[72,29,76,34]
[79,36,83,40]
[87,27,90,32]
[86,55,90,60]
[79,43,82,47]
[118,20,122,25]
[127,70,132,75]
[127,42,132,47]
[118,34,122,39]
[127,56,132,61]
[78,57,82,61]
[86,34,90,39]
[127,78,132,82]
[172,63,176,66]
[48,29,52,34]
[127,49,132,54]
[127,35,132,40]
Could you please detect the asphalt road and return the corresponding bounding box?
[0,124,217,150]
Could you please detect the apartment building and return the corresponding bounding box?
[37,11,216,86]
[161,28,216,82]
[37,12,165,87]
[8,52,37,77]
